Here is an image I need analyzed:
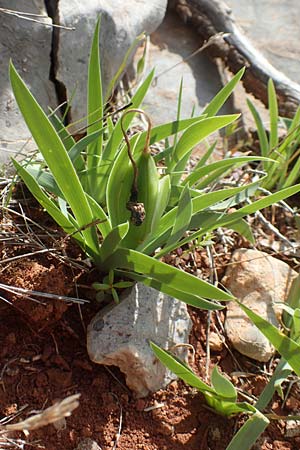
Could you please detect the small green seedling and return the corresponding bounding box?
[150,342,269,450]
[92,270,133,303]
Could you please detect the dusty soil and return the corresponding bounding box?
[0,197,299,450]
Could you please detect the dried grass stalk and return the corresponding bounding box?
[0,394,80,431]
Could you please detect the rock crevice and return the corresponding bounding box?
[44,0,70,123]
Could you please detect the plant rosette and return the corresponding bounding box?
[9,18,300,311]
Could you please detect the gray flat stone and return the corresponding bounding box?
[0,0,56,167]
[223,249,297,362]
[226,0,300,85]
[135,11,229,126]
[57,0,167,124]
[87,282,192,397]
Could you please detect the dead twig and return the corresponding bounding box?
[152,32,229,86]
[0,394,80,431]
[0,7,75,30]
[111,393,123,450]
[0,283,89,305]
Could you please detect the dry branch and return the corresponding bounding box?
[171,0,300,117]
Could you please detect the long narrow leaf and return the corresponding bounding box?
[9,62,99,259]
[105,33,145,100]
[26,166,62,197]
[268,78,279,151]
[237,300,300,376]
[283,157,300,188]
[106,145,133,227]
[48,111,75,151]
[138,116,206,151]
[226,412,269,450]
[87,17,104,197]
[194,140,217,168]
[151,344,257,419]
[203,68,245,117]
[85,193,111,237]
[12,160,83,245]
[116,269,224,310]
[155,184,300,258]
[69,129,105,169]
[199,184,300,234]
[99,222,129,262]
[255,358,292,411]
[211,367,237,400]
[172,78,183,152]
[166,185,192,247]
[247,99,269,158]
[283,273,300,328]
[151,175,171,233]
[169,115,239,171]
[140,183,258,255]
[97,70,155,203]
[104,247,233,303]
[182,156,273,187]
[150,342,216,393]
[226,219,255,243]
[157,184,258,243]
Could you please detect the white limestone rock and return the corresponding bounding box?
[57,0,168,123]
[87,282,192,397]
[223,249,297,362]
[0,0,56,167]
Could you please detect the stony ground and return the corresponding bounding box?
[0,190,300,450]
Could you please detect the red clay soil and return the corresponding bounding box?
[0,205,299,449]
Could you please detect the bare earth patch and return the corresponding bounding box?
[0,202,299,450]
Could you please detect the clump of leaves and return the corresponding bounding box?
[92,270,133,303]
[151,272,300,449]
[248,78,300,190]
[9,18,300,310]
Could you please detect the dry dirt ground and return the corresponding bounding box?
[0,194,299,450]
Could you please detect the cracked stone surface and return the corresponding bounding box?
[57,0,168,124]
[0,0,56,167]
[87,283,192,398]
[223,249,297,362]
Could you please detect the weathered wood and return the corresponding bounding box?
[170,0,300,117]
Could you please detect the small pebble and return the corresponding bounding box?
[74,438,102,450]
[157,420,174,436]
[285,420,300,438]
[208,332,223,352]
